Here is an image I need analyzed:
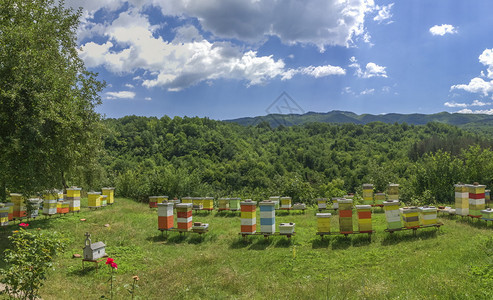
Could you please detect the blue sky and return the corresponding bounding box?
[67,0,493,120]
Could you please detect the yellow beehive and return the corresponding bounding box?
[374,193,386,205]
[316,213,331,233]
[88,192,102,208]
[402,207,420,228]
[387,184,399,201]
[419,206,437,225]
[202,197,214,210]
[362,184,374,205]
[356,205,372,232]
[454,183,469,216]
[66,187,81,198]
[218,198,230,210]
[102,187,115,204]
[0,204,9,226]
[192,197,204,210]
[468,183,486,217]
[181,197,193,204]
[316,198,328,210]
[280,197,292,209]
[11,193,26,218]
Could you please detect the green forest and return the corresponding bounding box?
[92,116,493,205]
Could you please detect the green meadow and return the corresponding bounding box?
[2,198,493,299]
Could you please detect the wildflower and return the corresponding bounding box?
[132,275,139,281]
[105,257,114,265]
[111,262,118,270]
[19,223,29,228]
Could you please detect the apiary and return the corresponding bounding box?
[280,197,292,209]
[374,193,386,205]
[192,222,209,233]
[383,200,402,230]
[279,222,295,234]
[42,191,58,215]
[88,192,102,209]
[355,205,372,232]
[202,197,214,210]
[468,183,486,217]
[362,184,374,205]
[481,208,493,221]
[269,196,280,210]
[10,193,26,218]
[338,198,353,234]
[387,184,399,201]
[0,204,9,226]
[419,206,437,225]
[218,198,230,210]
[454,184,469,216]
[176,203,193,232]
[102,187,115,205]
[149,196,159,208]
[316,213,331,232]
[240,200,257,234]
[316,198,328,210]
[157,202,174,230]
[259,200,276,234]
[402,207,420,228]
[229,198,241,211]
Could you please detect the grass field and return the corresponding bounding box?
[2,198,493,299]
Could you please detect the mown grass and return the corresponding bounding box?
[2,199,493,299]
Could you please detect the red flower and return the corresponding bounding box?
[110,262,118,270]
[19,223,29,228]
[105,257,114,265]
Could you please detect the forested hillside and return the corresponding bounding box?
[98,116,493,205]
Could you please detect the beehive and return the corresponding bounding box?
[157,202,174,230]
[176,203,193,232]
[102,187,115,204]
[192,197,204,210]
[240,200,257,234]
[259,200,276,234]
[486,190,491,207]
[269,196,280,210]
[202,197,214,210]
[481,208,493,221]
[60,201,70,214]
[355,205,372,232]
[316,198,328,210]
[454,184,469,216]
[292,203,306,210]
[218,198,230,210]
[27,198,42,218]
[331,198,339,209]
[149,196,159,208]
[387,184,399,201]
[0,204,9,226]
[280,197,292,209]
[279,222,295,234]
[156,196,168,204]
[229,198,241,211]
[317,213,331,233]
[362,184,374,205]
[181,197,193,204]
[419,206,437,225]
[66,187,81,212]
[88,192,102,209]
[338,198,353,234]
[56,200,63,214]
[383,200,402,230]
[10,193,26,218]
[192,222,209,233]
[99,195,106,207]
[5,202,14,221]
[402,207,420,228]
[42,191,59,215]
[374,193,386,205]
[468,183,486,217]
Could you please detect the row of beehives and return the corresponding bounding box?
[157,202,209,233]
[316,183,400,210]
[441,183,493,220]
[148,195,306,211]
[240,199,295,235]
[0,187,115,227]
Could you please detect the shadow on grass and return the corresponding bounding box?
[193,211,214,217]
[331,236,352,250]
[381,228,439,246]
[188,234,206,244]
[275,211,291,216]
[229,237,252,249]
[351,234,372,247]
[146,233,169,243]
[67,265,98,276]
[311,237,330,249]
[165,233,188,244]
[248,237,273,250]
[456,217,490,229]
[214,211,239,218]
[274,238,293,248]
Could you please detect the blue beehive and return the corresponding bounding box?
[259,200,276,234]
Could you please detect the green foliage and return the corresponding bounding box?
[0,0,105,198]
[0,228,66,300]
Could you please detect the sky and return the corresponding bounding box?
[65,0,493,120]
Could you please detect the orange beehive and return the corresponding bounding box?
[240,199,257,234]
[157,202,174,230]
[176,203,193,231]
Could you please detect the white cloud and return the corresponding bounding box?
[373,4,394,24]
[144,97,152,101]
[456,109,493,115]
[105,91,136,99]
[471,99,491,106]
[429,24,457,36]
[479,49,493,79]
[349,57,387,78]
[360,88,375,95]
[451,77,493,96]
[444,101,467,108]
[125,83,135,88]
[283,64,346,80]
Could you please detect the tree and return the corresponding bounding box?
[0,0,105,199]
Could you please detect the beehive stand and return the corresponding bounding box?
[384,222,443,236]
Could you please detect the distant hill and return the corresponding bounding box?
[224,111,493,132]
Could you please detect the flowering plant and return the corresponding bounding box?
[19,223,29,228]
